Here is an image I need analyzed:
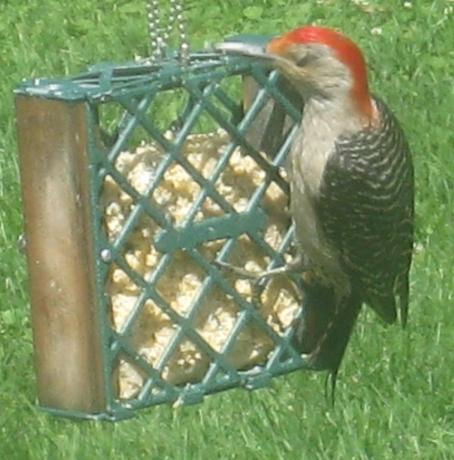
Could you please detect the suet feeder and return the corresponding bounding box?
[15,2,308,420]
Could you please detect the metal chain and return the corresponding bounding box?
[147,0,189,63]
[147,0,164,60]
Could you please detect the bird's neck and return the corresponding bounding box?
[302,95,372,136]
[291,96,374,197]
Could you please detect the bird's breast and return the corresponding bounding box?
[289,120,347,292]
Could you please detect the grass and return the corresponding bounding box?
[0,0,453,458]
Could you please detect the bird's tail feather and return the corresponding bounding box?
[292,278,362,401]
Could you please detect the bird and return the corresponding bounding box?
[216,26,414,396]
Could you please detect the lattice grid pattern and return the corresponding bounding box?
[17,51,310,419]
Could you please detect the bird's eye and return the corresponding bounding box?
[296,54,315,67]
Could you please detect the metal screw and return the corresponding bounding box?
[100,249,112,263]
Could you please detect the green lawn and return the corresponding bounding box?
[1,1,453,459]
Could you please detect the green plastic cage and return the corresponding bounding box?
[15,40,311,420]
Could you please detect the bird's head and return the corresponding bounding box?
[217,26,375,123]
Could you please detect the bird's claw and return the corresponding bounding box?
[212,260,268,304]
[214,256,308,306]
[212,260,261,280]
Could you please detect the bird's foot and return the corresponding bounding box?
[214,255,308,305]
[212,260,261,280]
[214,254,306,279]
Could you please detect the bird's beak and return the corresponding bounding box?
[215,35,292,66]
[215,34,288,58]
[215,41,275,60]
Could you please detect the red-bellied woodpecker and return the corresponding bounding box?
[217,26,414,393]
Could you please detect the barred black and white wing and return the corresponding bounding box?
[316,97,414,324]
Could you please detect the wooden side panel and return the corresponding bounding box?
[16,96,106,413]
